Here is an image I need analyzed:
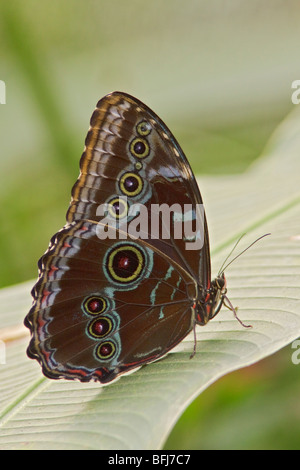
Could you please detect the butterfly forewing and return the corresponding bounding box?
[67,92,210,279]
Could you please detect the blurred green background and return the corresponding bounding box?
[1,0,299,449]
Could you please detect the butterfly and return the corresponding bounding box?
[24,91,247,384]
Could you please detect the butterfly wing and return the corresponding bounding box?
[67,92,211,285]
[25,92,212,383]
[25,221,194,383]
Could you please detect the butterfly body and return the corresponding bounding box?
[25,92,227,384]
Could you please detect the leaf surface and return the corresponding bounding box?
[1,108,300,450]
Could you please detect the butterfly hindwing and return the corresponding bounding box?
[26,220,194,383]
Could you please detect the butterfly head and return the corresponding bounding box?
[196,234,271,327]
[208,272,227,318]
[195,272,227,325]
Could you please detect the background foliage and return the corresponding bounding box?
[0,1,300,449]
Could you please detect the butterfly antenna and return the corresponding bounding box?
[219,233,271,276]
[217,233,247,276]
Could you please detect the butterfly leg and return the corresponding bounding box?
[190,317,198,359]
[222,295,252,328]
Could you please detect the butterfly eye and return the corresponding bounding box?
[136,121,151,136]
[119,172,143,197]
[83,296,107,315]
[108,197,128,219]
[129,137,150,159]
[106,244,145,283]
[88,316,113,338]
[96,341,116,360]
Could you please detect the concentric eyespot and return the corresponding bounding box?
[95,340,116,360]
[119,172,143,197]
[129,137,150,159]
[82,295,107,316]
[88,316,113,339]
[136,120,151,136]
[106,244,145,284]
[108,197,128,219]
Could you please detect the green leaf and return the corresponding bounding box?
[1,107,300,450]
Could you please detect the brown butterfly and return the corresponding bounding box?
[25,92,250,384]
